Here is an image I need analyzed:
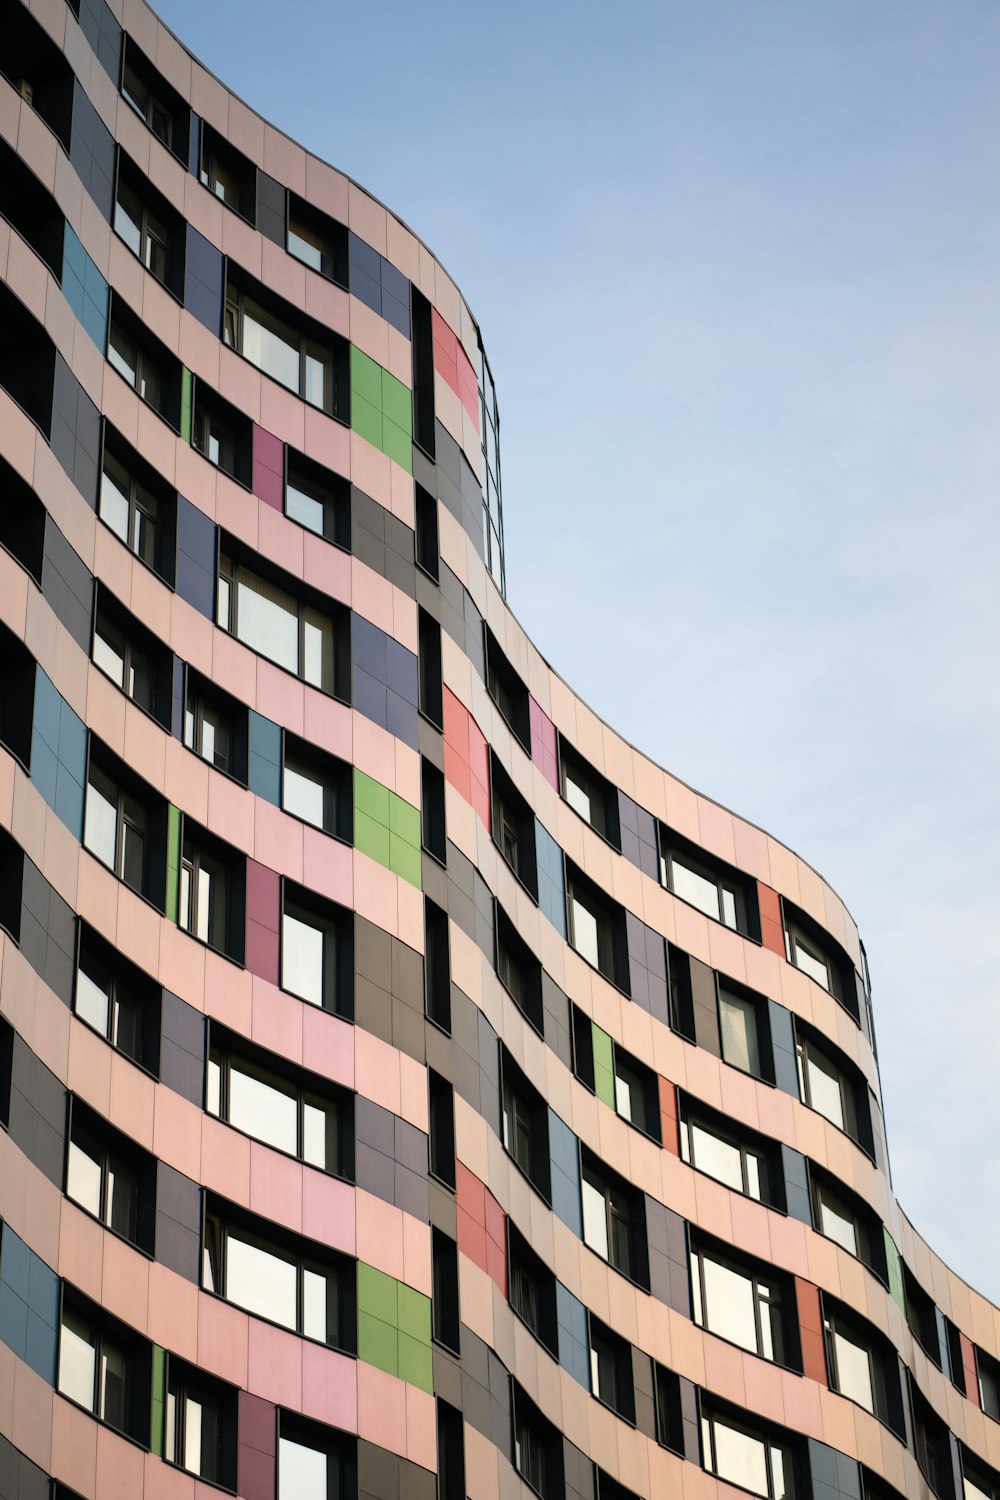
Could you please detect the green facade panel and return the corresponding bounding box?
[150,1345,166,1458]
[180,367,193,445]
[349,346,413,473]
[353,770,422,888]
[592,1023,616,1110]
[166,805,182,923]
[356,1262,432,1392]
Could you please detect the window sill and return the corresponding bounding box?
[106,362,181,436]
[559,794,622,857]
[415,557,440,587]
[428,1166,456,1194]
[278,802,351,847]
[418,706,444,734]
[487,694,531,758]
[175,920,244,970]
[112,230,185,309]
[501,1144,551,1210]
[120,96,188,169]
[54,1390,150,1453]
[696,1321,800,1377]
[282,504,351,555]
[0,537,42,589]
[205,1107,353,1185]
[162,1457,237,1495]
[64,1192,154,1260]
[279,979,352,1023]
[191,441,253,492]
[566,941,631,1001]
[96,513,176,594]
[662,881,760,946]
[222,340,349,429]
[496,973,544,1040]
[509,1302,557,1363]
[72,1007,160,1084]
[81,848,167,922]
[94,658,172,736]
[199,1286,357,1358]
[491,835,539,907]
[286,248,348,295]
[217,623,349,705]
[421,842,448,869]
[589,1390,636,1429]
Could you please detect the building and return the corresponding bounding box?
[0,1,993,1498]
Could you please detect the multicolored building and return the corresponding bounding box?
[0,2,995,1499]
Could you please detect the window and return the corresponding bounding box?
[203,1201,355,1351]
[654,1363,685,1454]
[589,1316,635,1422]
[810,1170,876,1268]
[277,1413,357,1500]
[421,758,447,864]
[165,1358,237,1488]
[92,592,164,723]
[512,1385,563,1500]
[567,864,629,992]
[783,901,857,1018]
[910,1375,950,1496]
[560,742,619,846]
[58,1294,149,1443]
[904,1265,942,1366]
[66,1099,154,1250]
[114,161,181,295]
[74,925,160,1073]
[795,1029,865,1145]
[581,1149,648,1287]
[0,1017,14,1131]
[285,449,350,546]
[108,319,163,410]
[424,898,451,1032]
[0,4,75,152]
[679,1100,775,1204]
[701,1405,795,1500]
[286,194,348,286]
[120,40,188,160]
[218,551,346,696]
[690,1242,790,1365]
[0,624,35,768]
[660,828,757,938]
[281,884,353,1017]
[418,608,443,727]
[570,1012,660,1141]
[718,984,770,1080]
[495,906,543,1033]
[106,299,182,428]
[501,1051,550,1200]
[507,1222,557,1356]
[428,1069,456,1189]
[414,483,439,581]
[824,1302,906,1433]
[437,1399,465,1500]
[980,1348,1000,1422]
[432,1230,460,1352]
[484,628,530,750]
[283,737,351,839]
[207,1024,354,1178]
[490,755,538,897]
[0,454,45,585]
[226,285,334,412]
[99,437,175,579]
[0,829,22,944]
[964,1455,1000,1500]
[192,384,253,487]
[200,126,255,220]
[180,823,245,963]
[85,759,148,893]
[184,670,248,782]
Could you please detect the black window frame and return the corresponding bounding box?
[566,861,630,994]
[192,382,253,488]
[92,583,173,730]
[678,1094,781,1208]
[428,1068,456,1190]
[500,1047,551,1202]
[106,294,181,429]
[199,124,256,224]
[700,1401,799,1500]
[119,37,190,163]
[276,1410,357,1500]
[431,1228,460,1354]
[424,897,451,1033]
[659,825,760,941]
[84,741,168,910]
[489,753,538,899]
[281,733,352,842]
[559,739,620,848]
[286,193,349,288]
[98,424,178,586]
[689,1236,798,1370]
[280,880,354,1020]
[823,1296,905,1435]
[580,1147,649,1289]
[179,818,246,965]
[57,1287,151,1445]
[511,1382,563,1500]
[285,447,350,549]
[484,627,530,752]
[65,1094,156,1253]
[183,666,249,784]
[588,1313,635,1424]
[506,1220,558,1357]
[164,1352,239,1489]
[74,921,161,1077]
[224,272,347,420]
[495,903,544,1034]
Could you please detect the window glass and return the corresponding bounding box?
[302,1268,328,1341]
[282,909,324,1006]
[800,1046,844,1130]
[302,606,332,691]
[287,220,326,274]
[58,1310,97,1409]
[67,1137,102,1217]
[228,1058,297,1156]
[303,1098,331,1170]
[106,1156,135,1238]
[235,567,299,673]
[572,895,600,968]
[672,856,721,921]
[108,325,138,387]
[76,958,111,1035]
[687,1120,745,1195]
[833,1327,874,1412]
[283,760,324,828]
[84,769,118,869]
[817,1186,858,1255]
[100,455,131,542]
[99,1339,127,1427]
[225,1232,297,1329]
[701,1254,758,1353]
[709,1415,770,1498]
[793,934,829,990]
[242,299,300,393]
[279,1434,327,1499]
[719,990,761,1076]
[582,1177,609,1260]
[564,769,592,824]
[286,478,325,535]
[966,1474,994,1500]
[93,617,126,687]
[304,346,330,409]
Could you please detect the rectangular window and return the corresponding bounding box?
[795,1028,866,1148]
[286,194,348,286]
[654,1363,685,1454]
[680,1104,771,1203]
[495,906,544,1033]
[84,758,150,895]
[92,586,172,727]
[225,274,349,420]
[490,754,538,898]
[589,1316,635,1422]
[120,39,189,161]
[690,1242,788,1365]
[281,884,352,1018]
[418,607,443,728]
[432,1229,460,1352]
[661,827,758,939]
[192,382,253,487]
[910,1373,949,1492]
[282,736,351,840]
[0,1017,12,1131]
[501,1049,550,1201]
[904,1265,942,1367]
[437,1399,465,1500]
[285,449,350,547]
[701,1406,794,1500]
[183,669,248,782]
[428,1069,456,1190]
[66,1099,154,1251]
[218,551,345,697]
[560,742,620,847]
[811,1171,875,1265]
[106,298,181,427]
[484,627,530,751]
[507,1222,557,1357]
[179,821,245,964]
[58,1294,149,1444]
[421,757,447,864]
[165,1358,237,1488]
[980,1350,1000,1423]
[203,1203,354,1352]
[581,1149,648,1287]
[613,1045,660,1140]
[75,925,160,1074]
[414,482,439,580]
[783,900,857,1019]
[277,1413,356,1500]
[114,158,181,295]
[566,864,628,992]
[424,898,451,1032]
[207,1024,353,1178]
[718,983,772,1080]
[200,125,255,220]
[99,443,171,577]
[512,1384,563,1500]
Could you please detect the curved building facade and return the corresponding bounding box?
[0,3,994,1499]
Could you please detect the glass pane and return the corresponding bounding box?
[106,1157,136,1239]
[745,1152,762,1201]
[721,887,738,928]
[833,1328,874,1411]
[228,1058,298,1155]
[571,895,600,968]
[93,622,126,688]
[304,346,330,410]
[108,326,138,388]
[165,1388,176,1465]
[582,1177,609,1260]
[282,909,324,1006]
[76,959,111,1036]
[303,1100,330,1171]
[690,1122,744,1194]
[126,649,152,712]
[701,1255,757,1353]
[302,1268,327,1341]
[284,762,325,829]
[287,220,326,275]
[671,856,721,921]
[131,489,158,566]
[99,456,131,542]
[113,188,143,257]
[206,1055,221,1117]
[719,991,761,1076]
[302,607,332,691]
[235,567,299,674]
[84,772,118,868]
[278,1434,327,1499]
[795,935,830,990]
[120,817,145,890]
[195,863,213,944]
[66,1137,102,1216]
[712,1416,770,1498]
[58,1310,96,1409]
[183,1392,203,1475]
[137,357,162,409]
[99,1339,127,1429]
[805,1049,845,1130]
[286,480,325,536]
[564,770,592,824]
[226,1233,297,1329]
[242,299,300,392]
[818,1189,858,1255]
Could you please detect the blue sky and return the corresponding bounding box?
[157,0,1000,1296]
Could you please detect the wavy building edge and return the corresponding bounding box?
[0,2,996,1499]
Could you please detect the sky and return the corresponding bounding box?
[156,0,1000,1299]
